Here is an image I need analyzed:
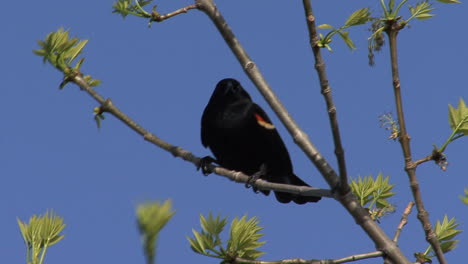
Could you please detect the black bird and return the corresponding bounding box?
[200,78,321,204]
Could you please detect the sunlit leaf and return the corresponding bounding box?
[344,8,371,27]
[227,215,265,260]
[436,0,461,3]
[425,215,462,256]
[338,30,356,50]
[448,98,468,134]
[318,24,334,29]
[136,200,175,264]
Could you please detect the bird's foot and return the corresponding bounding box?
[245,164,268,193]
[197,156,217,176]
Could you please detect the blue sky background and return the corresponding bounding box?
[2,0,467,263]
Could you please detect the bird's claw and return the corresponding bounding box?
[245,164,268,192]
[197,156,217,176]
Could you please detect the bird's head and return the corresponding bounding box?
[210,78,252,105]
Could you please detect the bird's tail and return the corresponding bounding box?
[274,174,321,204]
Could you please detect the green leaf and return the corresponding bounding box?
[112,0,152,18]
[448,98,468,134]
[17,218,30,246]
[415,13,435,20]
[389,0,396,11]
[63,39,88,64]
[425,215,462,256]
[200,213,227,240]
[189,229,208,254]
[350,173,395,220]
[34,28,90,74]
[227,215,265,260]
[409,1,435,21]
[460,188,468,205]
[439,98,468,152]
[89,79,102,87]
[338,31,356,50]
[436,0,461,3]
[136,200,175,264]
[187,213,228,258]
[17,210,66,264]
[344,8,371,27]
[318,24,334,29]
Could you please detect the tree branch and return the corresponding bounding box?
[233,250,383,264]
[195,0,411,263]
[301,0,349,195]
[151,4,198,22]
[393,201,415,243]
[385,20,446,264]
[72,73,331,199]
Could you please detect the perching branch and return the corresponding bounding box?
[385,19,447,264]
[233,250,383,264]
[195,0,410,263]
[301,0,349,195]
[73,73,331,199]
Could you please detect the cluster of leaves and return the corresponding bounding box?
[317,8,371,51]
[33,28,100,89]
[113,0,153,19]
[415,215,462,263]
[188,213,265,261]
[437,98,468,152]
[17,210,65,264]
[350,173,395,221]
[136,200,175,264]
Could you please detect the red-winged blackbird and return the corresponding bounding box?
[200,78,321,204]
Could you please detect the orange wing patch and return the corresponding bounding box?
[255,113,275,130]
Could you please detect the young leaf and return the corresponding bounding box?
[438,98,468,153]
[436,0,461,3]
[318,24,334,29]
[350,174,395,220]
[448,98,468,134]
[17,210,66,264]
[136,200,175,264]
[112,0,152,18]
[338,31,356,50]
[227,215,265,260]
[188,229,208,254]
[408,1,435,21]
[187,213,227,258]
[344,8,371,27]
[425,215,462,255]
[460,188,468,205]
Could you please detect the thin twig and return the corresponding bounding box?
[233,250,383,264]
[393,201,415,243]
[195,0,410,263]
[72,73,331,199]
[413,154,433,167]
[385,20,447,264]
[151,4,198,22]
[301,0,349,194]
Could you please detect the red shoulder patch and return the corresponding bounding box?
[255,113,275,129]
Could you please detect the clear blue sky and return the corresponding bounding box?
[2,0,467,263]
